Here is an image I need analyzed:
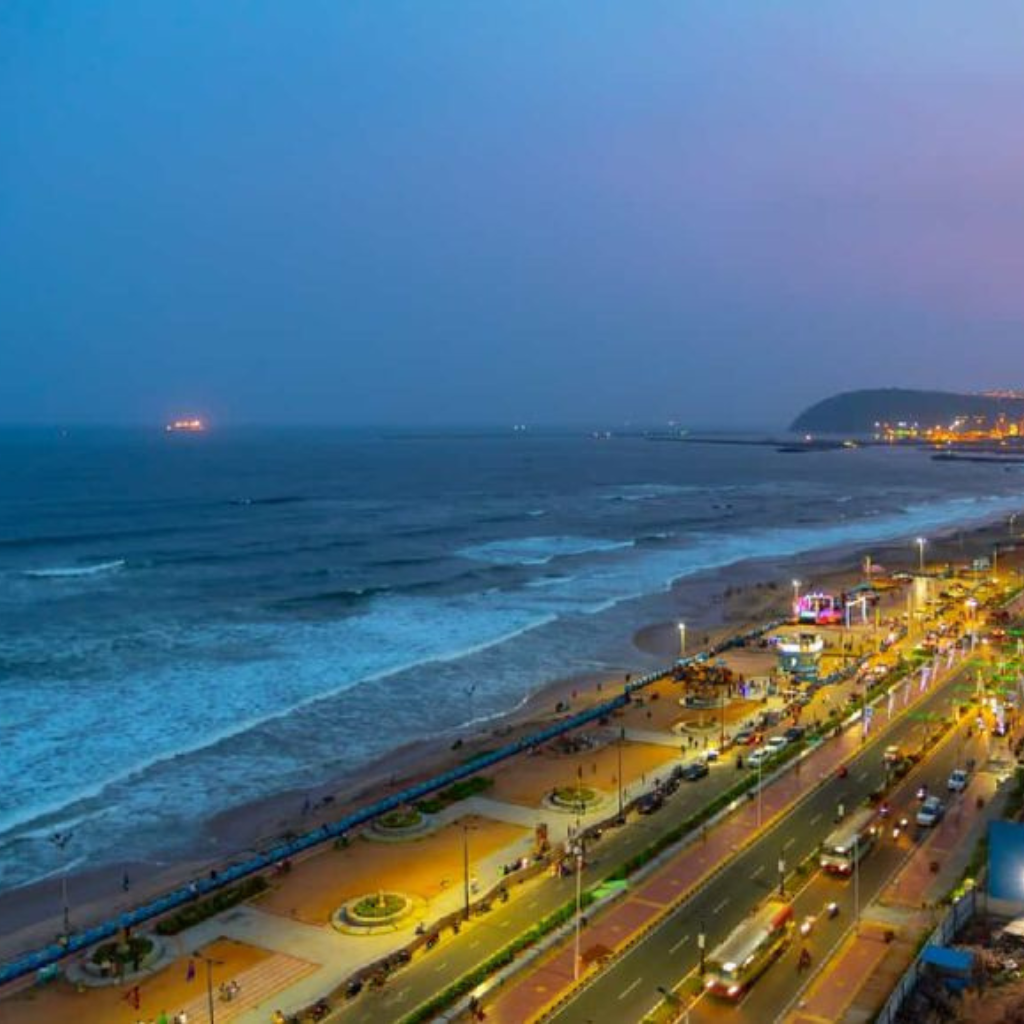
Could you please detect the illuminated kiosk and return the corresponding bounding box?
[775,633,824,682]
[796,592,843,625]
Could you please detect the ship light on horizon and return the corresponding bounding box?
[166,417,207,433]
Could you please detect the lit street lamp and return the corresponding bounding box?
[916,537,926,573]
[778,853,786,897]
[677,622,686,661]
[792,580,801,619]
[49,831,73,938]
[698,921,706,975]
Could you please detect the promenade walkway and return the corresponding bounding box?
[485,652,972,1024]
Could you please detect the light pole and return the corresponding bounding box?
[1011,513,1019,540]
[757,755,764,828]
[698,920,706,975]
[778,852,786,897]
[465,683,478,726]
[616,726,625,822]
[678,622,686,661]
[192,953,224,1024]
[49,831,73,937]
[462,823,471,921]
[916,537,926,573]
[792,580,801,620]
[852,834,860,931]
[573,838,584,981]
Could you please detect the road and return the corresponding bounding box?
[552,659,975,1024]
[332,672,865,1023]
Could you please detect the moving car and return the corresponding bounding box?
[947,769,969,792]
[682,761,710,781]
[916,796,945,827]
[733,729,758,746]
[883,745,902,765]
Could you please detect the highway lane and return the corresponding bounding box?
[334,668,870,1023]
[333,700,796,1022]
[552,660,974,1024]
[689,718,990,1024]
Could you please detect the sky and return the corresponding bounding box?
[2,1,1024,429]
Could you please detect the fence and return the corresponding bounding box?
[874,887,978,1024]
[0,618,792,988]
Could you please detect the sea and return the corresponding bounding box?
[1,426,1022,894]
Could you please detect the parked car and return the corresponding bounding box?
[682,761,710,782]
[766,736,789,754]
[638,794,664,815]
[916,796,945,827]
[747,747,772,768]
[947,769,969,792]
[733,729,758,746]
[783,726,806,743]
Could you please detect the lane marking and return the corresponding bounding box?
[712,897,730,915]
[783,837,796,851]
[433,961,449,973]
[618,977,643,1000]
[809,813,822,827]
[668,932,691,955]
[751,864,765,877]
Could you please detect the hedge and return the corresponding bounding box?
[155,876,269,936]
[416,775,493,815]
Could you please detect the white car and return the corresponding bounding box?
[916,796,945,827]
[947,769,969,792]
[766,736,789,754]
[747,747,772,768]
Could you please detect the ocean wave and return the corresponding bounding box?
[22,559,126,579]
[459,535,635,566]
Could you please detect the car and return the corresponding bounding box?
[947,769,969,792]
[682,761,710,781]
[783,726,805,743]
[638,794,664,815]
[883,745,902,765]
[766,736,789,753]
[747,747,772,768]
[733,729,758,746]
[916,796,945,827]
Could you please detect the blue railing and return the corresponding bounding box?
[0,618,787,987]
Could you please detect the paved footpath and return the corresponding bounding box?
[487,724,865,1022]
[785,733,1002,1024]
[486,652,972,1024]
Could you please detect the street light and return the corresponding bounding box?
[1011,513,1019,539]
[678,622,686,661]
[462,823,472,921]
[48,831,73,938]
[792,580,801,619]
[698,921,706,975]
[778,853,786,897]
[191,952,224,1024]
[916,537,926,573]
[616,726,625,822]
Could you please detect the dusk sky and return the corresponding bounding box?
[3,2,1024,428]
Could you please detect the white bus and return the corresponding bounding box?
[703,900,794,999]
[820,807,878,876]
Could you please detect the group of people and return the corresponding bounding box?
[135,1012,188,1024]
[219,978,242,1001]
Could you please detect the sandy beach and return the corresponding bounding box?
[1,510,1020,982]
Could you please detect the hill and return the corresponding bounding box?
[790,388,1024,434]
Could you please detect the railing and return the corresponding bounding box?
[0,617,789,988]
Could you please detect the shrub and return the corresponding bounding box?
[91,935,153,966]
[416,776,493,815]
[155,876,269,936]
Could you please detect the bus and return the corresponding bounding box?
[703,900,794,999]
[820,807,878,876]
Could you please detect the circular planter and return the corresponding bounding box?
[333,891,419,933]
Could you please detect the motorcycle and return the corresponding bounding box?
[826,901,839,919]
[799,915,816,937]
[915,784,928,801]
[798,947,812,972]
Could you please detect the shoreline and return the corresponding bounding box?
[1,509,1020,963]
